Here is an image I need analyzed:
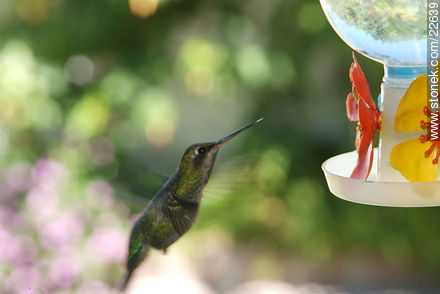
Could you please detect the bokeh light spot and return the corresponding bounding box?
[184,68,214,97]
[0,98,30,129]
[85,180,116,211]
[236,45,271,87]
[66,94,109,139]
[39,63,69,97]
[132,88,178,147]
[270,52,296,88]
[29,98,62,131]
[129,276,213,294]
[145,118,175,148]
[47,254,81,289]
[64,55,94,86]
[88,137,116,166]
[0,41,36,99]
[178,38,228,99]
[256,147,291,190]
[180,38,227,71]
[129,0,159,18]
[101,69,140,105]
[16,0,48,24]
[88,228,126,262]
[256,196,286,227]
[286,179,323,212]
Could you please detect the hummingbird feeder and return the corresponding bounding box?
[320,0,440,206]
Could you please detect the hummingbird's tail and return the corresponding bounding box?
[120,270,134,292]
[119,243,150,292]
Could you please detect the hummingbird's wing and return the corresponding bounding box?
[203,154,257,204]
[116,156,170,208]
[194,154,258,228]
[115,169,169,209]
[167,191,200,236]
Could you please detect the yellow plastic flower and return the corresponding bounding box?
[394,74,427,132]
[390,73,440,182]
[390,138,437,182]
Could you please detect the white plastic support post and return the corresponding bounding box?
[377,66,427,182]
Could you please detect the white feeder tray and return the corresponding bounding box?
[322,148,440,207]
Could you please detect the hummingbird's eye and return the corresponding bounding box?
[198,147,207,154]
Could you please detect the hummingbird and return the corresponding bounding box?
[121,119,263,290]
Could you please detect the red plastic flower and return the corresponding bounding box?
[346,53,381,180]
[420,106,440,165]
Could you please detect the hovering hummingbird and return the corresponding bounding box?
[121,119,263,290]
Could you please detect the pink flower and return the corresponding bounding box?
[6,162,31,193]
[88,228,127,262]
[8,266,42,294]
[31,159,69,188]
[88,137,116,167]
[86,180,115,209]
[47,254,81,289]
[26,183,58,222]
[0,206,24,229]
[39,214,84,251]
[0,184,14,203]
[77,280,114,294]
[0,230,37,265]
[0,227,19,263]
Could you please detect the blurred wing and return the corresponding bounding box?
[167,191,199,236]
[115,185,151,208]
[116,163,170,209]
[203,154,257,204]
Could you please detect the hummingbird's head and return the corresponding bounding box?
[180,142,219,178]
[173,119,263,200]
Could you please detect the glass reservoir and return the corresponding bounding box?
[320,0,427,66]
[320,0,440,206]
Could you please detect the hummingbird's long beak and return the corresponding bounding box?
[214,118,263,148]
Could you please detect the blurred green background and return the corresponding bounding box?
[1,0,439,293]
